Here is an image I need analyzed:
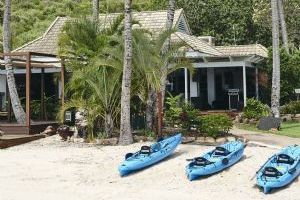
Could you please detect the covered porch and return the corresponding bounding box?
[0,51,64,135]
[167,40,267,110]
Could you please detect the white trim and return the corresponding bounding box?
[243,63,247,106]
[193,61,253,68]
[0,68,61,74]
[184,68,188,102]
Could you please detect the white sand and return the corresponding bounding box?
[0,135,299,200]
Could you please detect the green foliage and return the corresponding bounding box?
[165,94,183,125]
[261,49,300,105]
[30,96,60,120]
[243,98,269,119]
[281,101,300,115]
[180,102,200,130]
[199,114,233,138]
[165,94,200,130]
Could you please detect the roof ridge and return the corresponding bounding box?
[215,44,261,48]
[13,17,63,52]
[99,8,183,16]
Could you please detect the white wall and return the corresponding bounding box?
[207,68,215,105]
[0,75,6,110]
[189,76,198,98]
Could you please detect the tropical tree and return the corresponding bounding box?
[3,0,26,124]
[270,0,281,117]
[278,0,289,53]
[119,0,133,145]
[92,0,99,21]
[59,17,124,138]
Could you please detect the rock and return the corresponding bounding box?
[133,135,147,142]
[249,119,257,125]
[281,114,292,122]
[195,137,205,143]
[97,138,118,145]
[257,116,281,131]
[205,137,216,144]
[182,136,196,144]
[226,136,236,142]
[295,114,300,118]
[216,137,227,144]
[57,125,74,141]
[242,118,249,124]
[41,126,55,136]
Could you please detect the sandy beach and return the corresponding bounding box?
[0,135,299,200]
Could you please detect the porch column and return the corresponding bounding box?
[60,60,65,106]
[184,68,188,102]
[243,63,247,107]
[26,52,31,127]
[255,67,259,100]
[40,68,45,120]
[207,68,215,106]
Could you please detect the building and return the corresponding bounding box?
[0,9,267,113]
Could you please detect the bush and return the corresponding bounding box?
[281,101,300,115]
[199,114,233,138]
[243,98,269,120]
[165,94,200,130]
[180,102,200,130]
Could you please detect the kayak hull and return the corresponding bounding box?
[256,145,300,194]
[118,133,181,176]
[186,141,245,181]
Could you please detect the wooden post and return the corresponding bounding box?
[26,52,31,127]
[157,91,163,138]
[40,68,45,120]
[60,59,65,106]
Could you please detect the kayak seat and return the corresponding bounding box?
[193,157,212,166]
[263,167,283,177]
[214,147,231,156]
[276,154,294,165]
[140,146,151,155]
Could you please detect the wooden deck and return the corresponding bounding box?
[0,121,59,135]
[0,134,46,149]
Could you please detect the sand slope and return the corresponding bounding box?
[0,135,299,200]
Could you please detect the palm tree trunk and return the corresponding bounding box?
[92,0,99,22]
[3,0,26,124]
[271,0,281,118]
[278,0,289,53]
[145,89,156,130]
[119,0,133,145]
[160,0,176,104]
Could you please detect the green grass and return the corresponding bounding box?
[235,121,300,138]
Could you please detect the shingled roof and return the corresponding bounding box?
[13,9,187,56]
[215,44,268,58]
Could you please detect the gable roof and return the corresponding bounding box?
[173,32,223,56]
[13,9,188,56]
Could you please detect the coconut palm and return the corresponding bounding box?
[92,0,99,22]
[271,0,281,117]
[3,0,26,124]
[119,0,133,145]
[278,0,289,53]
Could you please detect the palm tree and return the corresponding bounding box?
[278,0,289,53]
[271,0,281,117]
[3,0,26,124]
[119,0,134,145]
[92,0,99,22]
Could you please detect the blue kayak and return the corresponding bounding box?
[118,133,182,176]
[256,145,300,194]
[186,141,245,181]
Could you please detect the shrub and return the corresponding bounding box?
[281,101,300,115]
[165,94,183,126]
[199,114,233,138]
[180,102,201,130]
[243,98,269,120]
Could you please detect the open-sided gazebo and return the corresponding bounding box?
[0,51,65,134]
